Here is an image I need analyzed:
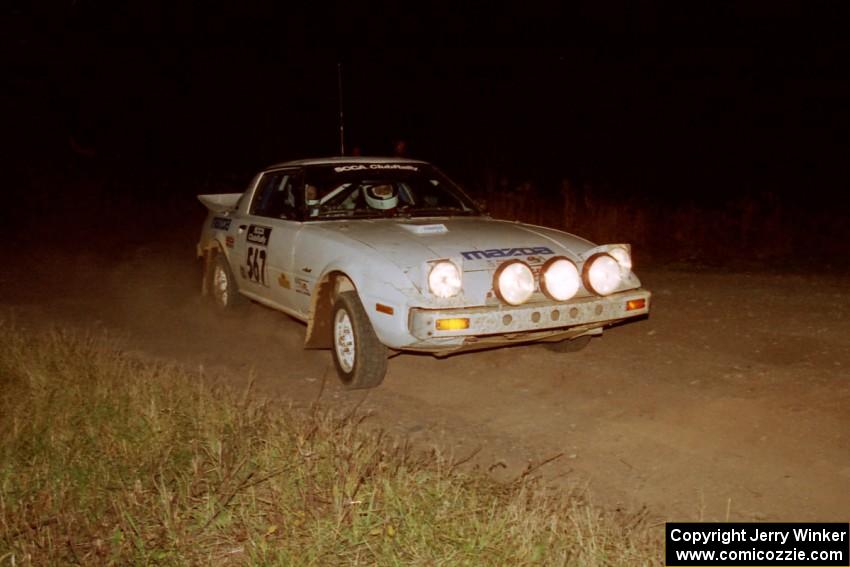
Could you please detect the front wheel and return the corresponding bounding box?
[331,291,388,389]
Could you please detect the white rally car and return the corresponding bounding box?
[198,157,650,388]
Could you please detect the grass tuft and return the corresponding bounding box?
[0,322,659,565]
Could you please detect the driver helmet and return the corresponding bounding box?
[364,184,398,210]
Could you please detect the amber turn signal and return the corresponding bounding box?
[436,318,470,331]
[626,298,646,311]
[375,303,394,315]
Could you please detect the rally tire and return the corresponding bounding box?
[208,253,247,311]
[542,334,592,353]
[331,291,388,389]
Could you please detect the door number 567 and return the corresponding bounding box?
[246,246,267,286]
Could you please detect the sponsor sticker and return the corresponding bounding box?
[400,223,448,235]
[211,216,232,230]
[333,164,419,173]
[460,246,555,261]
[247,225,272,246]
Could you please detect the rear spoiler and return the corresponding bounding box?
[198,193,242,214]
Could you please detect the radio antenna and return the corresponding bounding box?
[337,62,345,156]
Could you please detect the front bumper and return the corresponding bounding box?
[407,288,650,350]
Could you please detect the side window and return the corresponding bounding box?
[250,170,301,219]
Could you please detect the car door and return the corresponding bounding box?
[232,168,303,311]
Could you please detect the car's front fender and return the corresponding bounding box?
[304,253,423,350]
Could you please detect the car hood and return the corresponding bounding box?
[317,216,596,272]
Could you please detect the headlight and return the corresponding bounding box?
[428,261,462,298]
[540,257,580,301]
[583,253,622,296]
[608,246,632,272]
[494,260,535,305]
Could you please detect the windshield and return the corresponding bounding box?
[303,163,479,220]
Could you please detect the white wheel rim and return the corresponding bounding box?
[213,264,229,305]
[334,309,355,373]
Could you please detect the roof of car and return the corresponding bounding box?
[265,156,430,170]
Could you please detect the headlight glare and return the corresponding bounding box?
[494,260,535,305]
[541,257,580,301]
[428,261,462,298]
[583,253,622,296]
[608,246,632,272]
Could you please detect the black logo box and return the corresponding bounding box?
[666,523,849,566]
[247,225,272,246]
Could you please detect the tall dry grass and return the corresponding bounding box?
[0,323,660,565]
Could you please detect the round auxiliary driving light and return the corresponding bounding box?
[494,260,535,305]
[540,257,580,301]
[583,253,622,296]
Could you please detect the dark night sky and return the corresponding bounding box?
[3,1,848,206]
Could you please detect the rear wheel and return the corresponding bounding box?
[207,253,246,310]
[542,334,592,353]
[331,291,388,389]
